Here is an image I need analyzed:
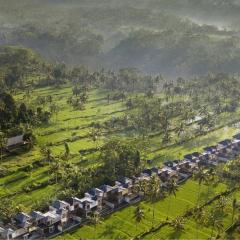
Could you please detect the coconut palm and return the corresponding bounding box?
[63,142,70,159]
[194,168,210,238]
[49,158,64,184]
[0,199,16,224]
[166,179,179,220]
[0,131,6,163]
[41,147,55,183]
[148,175,163,228]
[170,216,185,232]
[211,218,224,239]
[193,207,208,226]
[205,168,217,200]
[231,198,238,224]
[134,205,145,231]
[137,178,150,197]
[41,147,53,163]
[50,103,59,122]
[194,167,209,204]
[89,128,102,149]
[216,196,228,214]
[88,211,101,239]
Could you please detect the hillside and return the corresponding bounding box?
[1,1,240,76]
[1,2,240,239]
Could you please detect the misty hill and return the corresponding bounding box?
[1,0,240,77]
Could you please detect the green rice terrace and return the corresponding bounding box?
[0,79,240,239]
[1,85,239,211]
[2,51,240,239]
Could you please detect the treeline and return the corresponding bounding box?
[0,91,51,136]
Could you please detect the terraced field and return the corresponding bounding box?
[1,85,240,214]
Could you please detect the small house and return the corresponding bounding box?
[217,139,232,154]
[233,133,240,140]
[183,154,200,163]
[0,225,29,240]
[232,139,240,152]
[87,188,104,210]
[49,200,72,228]
[6,135,26,149]
[71,196,98,217]
[39,211,61,235]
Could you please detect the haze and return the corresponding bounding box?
[1,0,240,77]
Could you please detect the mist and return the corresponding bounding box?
[0,0,240,77]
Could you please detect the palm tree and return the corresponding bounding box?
[41,147,54,183]
[0,199,16,224]
[26,135,34,150]
[41,147,54,163]
[166,179,179,220]
[193,207,208,226]
[211,218,224,239]
[231,198,238,224]
[63,142,70,159]
[194,168,209,239]
[49,158,63,184]
[205,168,216,201]
[216,196,228,214]
[148,175,163,228]
[89,128,102,149]
[170,216,185,232]
[134,205,145,232]
[0,132,6,163]
[50,103,60,122]
[88,211,101,239]
[194,167,208,204]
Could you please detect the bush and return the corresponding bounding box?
[22,180,49,193]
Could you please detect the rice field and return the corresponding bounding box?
[1,85,240,239]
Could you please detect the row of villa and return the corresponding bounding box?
[1,133,240,240]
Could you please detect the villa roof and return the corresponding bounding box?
[183,154,193,160]
[218,139,232,146]
[43,211,60,220]
[99,185,115,193]
[30,211,45,221]
[233,133,240,140]
[51,200,70,210]
[88,188,104,197]
[15,212,31,224]
[0,227,6,234]
[232,139,240,144]
[203,146,217,153]
[118,177,133,185]
[192,152,200,157]
[6,135,24,147]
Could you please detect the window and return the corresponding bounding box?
[23,234,29,240]
[47,220,53,225]
[49,226,55,234]
[8,234,12,240]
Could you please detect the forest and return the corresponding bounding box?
[0,0,240,76]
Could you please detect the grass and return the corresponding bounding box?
[1,86,240,204]
[1,85,240,238]
[148,126,238,165]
